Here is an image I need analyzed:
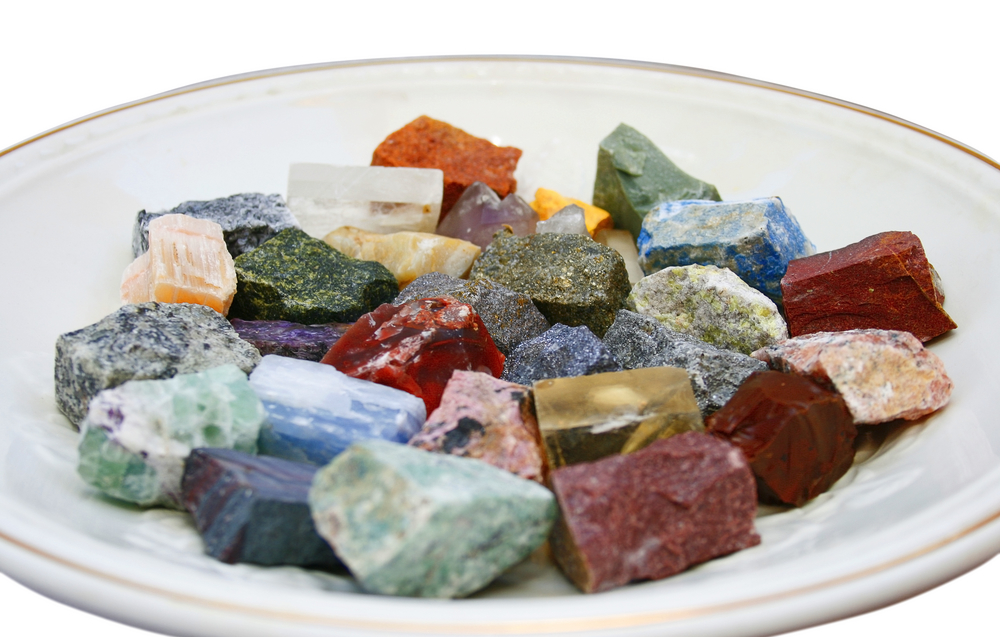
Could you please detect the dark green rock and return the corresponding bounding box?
[593,123,721,239]
[230,228,397,324]
[469,229,630,338]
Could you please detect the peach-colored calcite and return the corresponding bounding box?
[121,214,237,315]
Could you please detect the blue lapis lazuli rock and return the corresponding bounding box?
[248,355,426,466]
[636,197,815,301]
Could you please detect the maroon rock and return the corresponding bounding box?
[706,370,856,507]
[549,432,759,593]
[780,231,956,342]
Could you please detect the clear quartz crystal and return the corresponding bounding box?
[535,205,590,236]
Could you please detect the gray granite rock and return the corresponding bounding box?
[502,324,621,386]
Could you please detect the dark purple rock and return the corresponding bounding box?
[230,319,351,362]
[501,324,621,386]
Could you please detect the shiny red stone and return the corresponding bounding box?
[706,370,856,507]
[320,297,505,414]
[780,231,956,342]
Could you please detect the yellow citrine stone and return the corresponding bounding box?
[121,214,237,315]
[529,188,613,237]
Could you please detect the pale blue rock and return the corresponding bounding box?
[637,197,815,301]
[248,355,425,466]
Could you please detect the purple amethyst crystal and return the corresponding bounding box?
[435,181,538,249]
[230,319,351,362]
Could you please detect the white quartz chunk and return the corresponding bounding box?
[536,205,590,236]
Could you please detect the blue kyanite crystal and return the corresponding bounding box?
[636,197,815,301]
[248,355,426,466]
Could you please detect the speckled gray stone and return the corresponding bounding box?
[55,302,262,428]
[502,324,622,386]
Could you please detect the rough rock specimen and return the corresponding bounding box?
[603,310,767,416]
[77,365,264,508]
[706,370,856,507]
[534,367,703,468]
[181,448,343,568]
[55,302,261,427]
[637,197,815,301]
[321,297,505,414]
[408,370,545,483]
[394,273,550,355]
[629,264,788,354]
[529,188,612,237]
[470,229,631,338]
[230,228,397,324]
[249,355,425,466]
[595,228,644,285]
[752,329,953,424]
[324,225,480,288]
[286,163,443,238]
[549,432,759,593]
[132,193,298,258]
[593,123,721,239]
[121,214,237,315]
[435,181,538,249]
[371,115,522,216]
[309,439,556,598]
[535,205,590,236]
[501,324,622,386]
[781,231,956,341]
[230,319,350,362]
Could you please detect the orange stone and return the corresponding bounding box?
[529,188,613,237]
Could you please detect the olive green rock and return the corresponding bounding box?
[230,228,397,324]
[593,123,722,239]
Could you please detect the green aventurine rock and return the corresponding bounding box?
[593,123,721,239]
[230,228,397,324]
[309,440,556,598]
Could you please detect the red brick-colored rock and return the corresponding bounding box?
[706,370,856,507]
[549,432,759,593]
[371,116,522,216]
[780,231,956,342]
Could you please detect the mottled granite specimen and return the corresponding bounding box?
[535,205,590,236]
[501,324,621,386]
[435,181,538,249]
[470,229,630,338]
[309,439,556,598]
[230,319,350,362]
[529,187,612,237]
[55,302,261,428]
[550,432,760,593]
[230,228,397,324]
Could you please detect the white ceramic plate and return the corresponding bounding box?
[1,57,998,637]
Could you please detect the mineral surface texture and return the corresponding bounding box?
[629,264,788,354]
[593,123,721,239]
[637,197,815,301]
[249,355,425,466]
[309,439,556,598]
[534,367,703,468]
[77,365,264,508]
[324,225,480,288]
[529,187,612,237]
[230,228,397,324]
[55,302,261,427]
[753,329,953,424]
[603,310,767,416]
[393,273,550,355]
[121,214,237,315]
[549,432,759,593]
[409,371,545,483]
[501,324,622,386]
[230,319,350,362]
[780,231,956,341]
[286,163,443,238]
[181,448,343,568]
[435,181,538,249]
[470,229,630,338]
[371,116,522,216]
[706,371,857,507]
[595,228,644,285]
[321,297,505,414]
[132,193,298,258]
[535,205,590,236]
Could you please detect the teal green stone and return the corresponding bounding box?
[309,440,556,598]
[593,123,722,239]
[230,228,398,324]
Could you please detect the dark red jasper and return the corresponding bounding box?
[706,370,856,507]
[320,297,505,414]
[780,231,956,342]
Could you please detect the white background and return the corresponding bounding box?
[2,1,998,636]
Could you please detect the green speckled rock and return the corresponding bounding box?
[309,439,556,598]
[230,228,397,323]
[593,123,721,239]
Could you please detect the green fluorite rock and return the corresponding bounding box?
[77,364,265,508]
[593,123,721,239]
[309,440,556,598]
[230,228,397,323]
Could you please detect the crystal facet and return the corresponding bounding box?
[535,205,590,236]
[435,181,538,248]
[529,187,613,237]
